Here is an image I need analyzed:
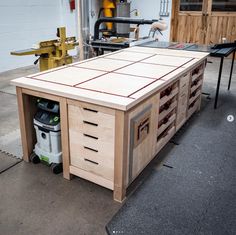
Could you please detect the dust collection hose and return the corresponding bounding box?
[94,17,159,40]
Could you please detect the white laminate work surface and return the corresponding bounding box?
[11,46,208,111]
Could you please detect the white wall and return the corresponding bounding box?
[0,0,76,72]
[0,0,172,72]
[129,0,172,41]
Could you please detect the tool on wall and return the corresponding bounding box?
[11,27,78,72]
[160,0,170,17]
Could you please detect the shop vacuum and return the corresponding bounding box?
[30,99,63,174]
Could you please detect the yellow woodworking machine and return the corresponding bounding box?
[11,27,78,71]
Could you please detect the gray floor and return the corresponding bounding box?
[107,87,236,235]
[0,57,235,235]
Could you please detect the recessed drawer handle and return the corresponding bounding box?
[83,120,98,126]
[84,146,98,152]
[83,134,98,140]
[83,107,98,113]
[84,158,99,165]
[190,90,197,98]
[189,101,196,108]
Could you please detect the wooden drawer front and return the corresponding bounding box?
[191,63,204,81]
[189,88,201,105]
[160,82,179,107]
[68,104,115,181]
[191,75,203,94]
[70,150,114,181]
[157,112,176,137]
[176,92,188,129]
[159,98,177,121]
[187,97,200,119]
[156,125,175,152]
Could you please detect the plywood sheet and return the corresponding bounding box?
[104,51,155,62]
[74,58,133,72]
[77,73,153,97]
[115,62,175,79]
[30,67,106,86]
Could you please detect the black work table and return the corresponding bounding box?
[139,41,236,109]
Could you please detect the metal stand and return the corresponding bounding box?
[228,49,235,90]
[214,57,224,109]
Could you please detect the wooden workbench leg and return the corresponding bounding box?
[16,87,36,162]
[60,98,72,180]
[113,111,128,203]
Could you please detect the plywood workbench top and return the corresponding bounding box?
[11,46,208,111]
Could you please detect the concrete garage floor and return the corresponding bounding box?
[0,57,235,235]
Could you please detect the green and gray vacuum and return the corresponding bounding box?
[30,99,63,174]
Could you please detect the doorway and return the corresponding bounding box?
[170,0,236,44]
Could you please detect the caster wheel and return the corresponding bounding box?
[51,163,63,174]
[30,153,40,164]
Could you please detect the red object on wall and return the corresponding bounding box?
[70,0,75,10]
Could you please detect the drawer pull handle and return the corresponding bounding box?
[84,146,98,152]
[84,158,99,165]
[157,129,169,141]
[83,121,98,126]
[83,107,98,113]
[161,87,172,98]
[189,101,196,108]
[160,100,171,113]
[83,134,98,140]
[190,90,197,98]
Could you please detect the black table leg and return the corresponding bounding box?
[228,49,235,90]
[214,57,224,109]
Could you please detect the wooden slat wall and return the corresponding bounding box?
[205,15,236,44]
[175,14,205,44]
[170,0,236,45]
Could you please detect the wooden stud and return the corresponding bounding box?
[60,98,72,180]
[113,110,128,202]
[16,87,37,162]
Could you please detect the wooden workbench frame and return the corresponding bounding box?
[16,87,129,202]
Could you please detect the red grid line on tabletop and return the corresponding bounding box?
[25,76,75,88]
[145,53,195,59]
[27,65,70,78]
[103,49,155,55]
[138,61,180,68]
[74,86,136,99]
[127,58,195,98]
[113,72,158,80]
[71,65,109,73]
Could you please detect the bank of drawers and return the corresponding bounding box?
[187,63,204,118]
[68,103,115,182]
[156,82,178,151]
[176,72,190,130]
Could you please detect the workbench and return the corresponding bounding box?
[11,46,208,202]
